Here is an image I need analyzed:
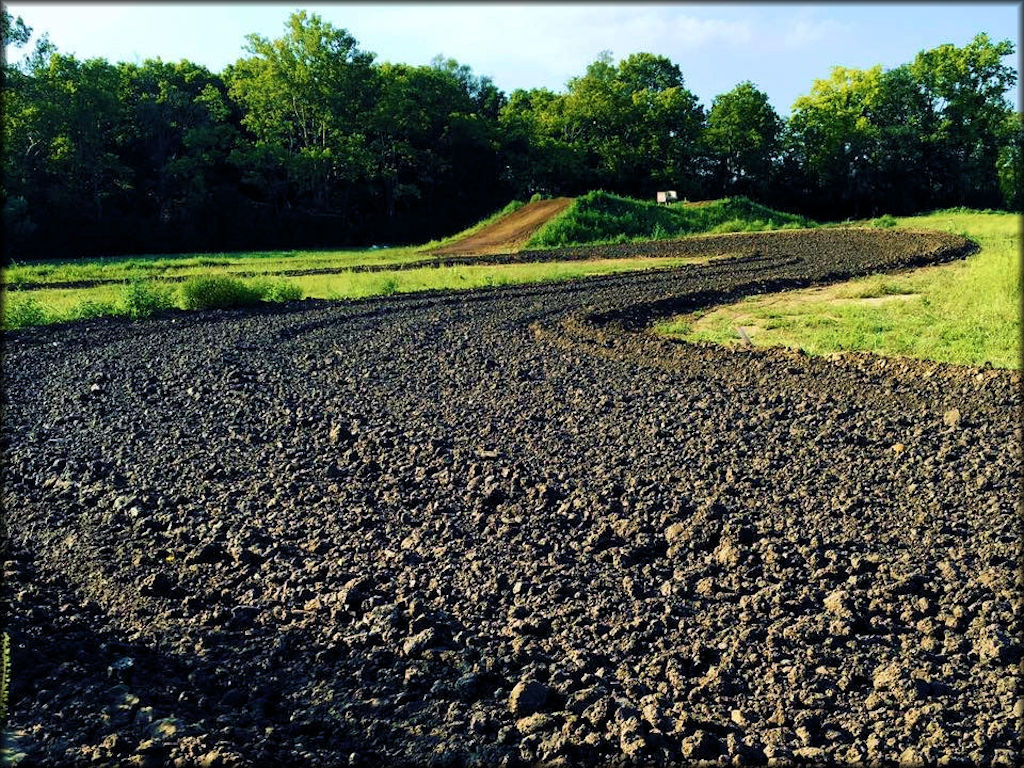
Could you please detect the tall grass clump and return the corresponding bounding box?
[528,191,813,247]
[121,279,175,319]
[869,214,899,228]
[3,294,50,328]
[178,275,266,310]
[252,278,303,303]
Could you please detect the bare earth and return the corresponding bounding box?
[432,197,573,256]
[2,228,1020,767]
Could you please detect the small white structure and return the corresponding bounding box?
[656,190,678,204]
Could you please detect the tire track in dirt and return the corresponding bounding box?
[2,227,1019,768]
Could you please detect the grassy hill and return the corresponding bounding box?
[526,191,814,248]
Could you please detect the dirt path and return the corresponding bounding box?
[2,228,1019,767]
[432,197,573,255]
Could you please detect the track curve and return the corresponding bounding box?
[2,228,1020,767]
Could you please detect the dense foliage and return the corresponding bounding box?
[2,10,1018,260]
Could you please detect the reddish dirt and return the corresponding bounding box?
[432,197,573,256]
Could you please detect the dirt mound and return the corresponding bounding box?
[432,197,573,256]
[3,228,1020,767]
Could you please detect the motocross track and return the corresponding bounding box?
[429,198,573,256]
[2,227,1020,767]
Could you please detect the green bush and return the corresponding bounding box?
[870,214,899,228]
[254,278,303,303]
[378,276,399,296]
[529,192,543,203]
[69,299,120,320]
[178,275,264,310]
[121,279,175,319]
[4,294,49,329]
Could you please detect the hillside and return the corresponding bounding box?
[527,191,814,247]
[431,198,574,256]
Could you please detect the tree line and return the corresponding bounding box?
[2,10,1019,260]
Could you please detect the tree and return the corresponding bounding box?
[117,60,238,228]
[227,11,376,215]
[996,112,1023,211]
[369,58,507,238]
[520,51,704,197]
[787,65,885,216]
[1,8,31,49]
[705,81,782,199]
[910,33,1017,208]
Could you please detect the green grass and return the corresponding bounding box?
[526,191,814,248]
[2,275,304,329]
[656,210,1021,369]
[2,256,714,329]
[1,246,430,289]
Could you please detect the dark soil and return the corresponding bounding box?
[2,227,1020,767]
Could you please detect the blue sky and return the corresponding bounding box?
[4,2,1020,113]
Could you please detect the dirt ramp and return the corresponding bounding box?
[433,197,572,256]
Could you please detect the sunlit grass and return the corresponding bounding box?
[2,255,712,329]
[1,246,433,289]
[655,210,1021,369]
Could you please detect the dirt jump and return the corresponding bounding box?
[432,197,573,256]
[3,228,1020,767]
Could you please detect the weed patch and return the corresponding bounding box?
[121,279,175,319]
[4,294,50,328]
[179,276,265,310]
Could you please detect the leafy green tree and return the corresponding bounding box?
[788,65,886,216]
[1,9,31,49]
[4,50,129,235]
[996,112,1023,211]
[369,58,507,237]
[705,81,782,199]
[117,59,240,232]
[910,33,1017,207]
[227,11,376,214]
[511,51,704,197]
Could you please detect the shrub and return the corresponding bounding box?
[254,278,302,303]
[4,295,49,329]
[378,276,400,296]
[121,279,175,319]
[178,275,264,310]
[69,299,120,320]
[870,214,899,228]
[529,192,543,203]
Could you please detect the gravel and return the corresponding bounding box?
[2,227,1019,766]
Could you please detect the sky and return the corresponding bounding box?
[4,2,1020,114]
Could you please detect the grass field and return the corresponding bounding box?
[655,210,1021,369]
[2,255,714,329]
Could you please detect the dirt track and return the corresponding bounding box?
[2,228,1020,767]
[431,198,573,256]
